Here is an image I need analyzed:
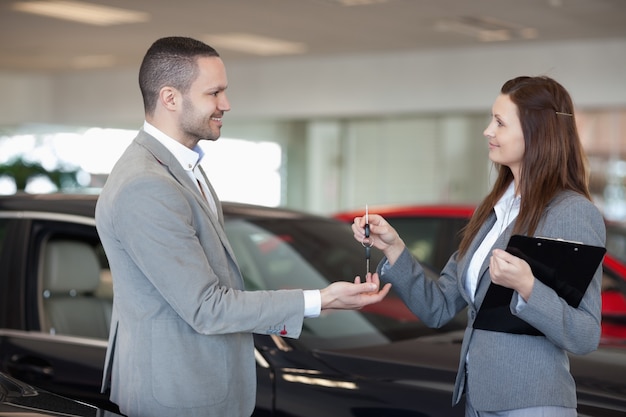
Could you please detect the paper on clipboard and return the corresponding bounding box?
[472,235,606,335]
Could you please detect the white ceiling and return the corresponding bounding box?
[1,0,625,73]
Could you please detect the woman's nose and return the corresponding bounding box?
[483,123,494,138]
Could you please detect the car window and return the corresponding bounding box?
[29,220,112,339]
[385,217,467,271]
[390,218,440,266]
[225,219,391,346]
[224,218,467,350]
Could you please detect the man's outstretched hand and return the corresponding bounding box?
[320,273,392,310]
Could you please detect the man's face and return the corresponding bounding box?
[179,56,230,143]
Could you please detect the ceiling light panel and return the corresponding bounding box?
[202,33,307,56]
[12,1,150,26]
[316,0,391,5]
[435,16,537,42]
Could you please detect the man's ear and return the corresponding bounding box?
[159,86,179,110]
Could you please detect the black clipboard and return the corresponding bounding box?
[472,235,606,335]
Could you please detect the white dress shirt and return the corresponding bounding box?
[143,122,217,213]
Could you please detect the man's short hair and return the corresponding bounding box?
[139,36,220,115]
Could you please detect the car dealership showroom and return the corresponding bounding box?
[1,1,626,416]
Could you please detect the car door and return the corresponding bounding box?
[0,213,117,412]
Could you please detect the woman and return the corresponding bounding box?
[353,76,605,416]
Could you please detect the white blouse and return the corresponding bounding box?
[464,183,520,303]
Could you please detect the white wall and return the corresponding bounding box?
[1,38,624,126]
[225,38,626,117]
[0,72,53,127]
[302,114,491,214]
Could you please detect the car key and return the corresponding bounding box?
[362,204,373,276]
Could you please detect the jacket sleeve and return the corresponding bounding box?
[377,248,468,328]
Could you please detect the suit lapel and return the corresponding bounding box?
[195,165,239,259]
[197,165,224,225]
[472,217,514,307]
[135,132,238,262]
[135,130,198,193]
[458,214,493,300]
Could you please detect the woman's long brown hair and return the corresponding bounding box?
[458,76,591,258]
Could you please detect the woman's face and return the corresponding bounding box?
[484,94,525,178]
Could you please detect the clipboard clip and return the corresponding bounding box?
[535,236,583,245]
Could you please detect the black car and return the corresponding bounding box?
[0,371,123,416]
[1,194,625,417]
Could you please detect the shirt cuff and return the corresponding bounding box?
[381,259,391,274]
[513,292,528,313]
[303,289,321,318]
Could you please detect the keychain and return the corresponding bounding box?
[361,204,374,276]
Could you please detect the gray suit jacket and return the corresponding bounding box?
[378,190,605,412]
[96,131,305,417]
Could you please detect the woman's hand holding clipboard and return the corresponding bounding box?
[474,235,606,335]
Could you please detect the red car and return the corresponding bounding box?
[335,204,626,344]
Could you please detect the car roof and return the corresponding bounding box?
[0,193,99,218]
[0,193,325,222]
[334,204,476,221]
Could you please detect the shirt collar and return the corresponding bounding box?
[143,121,204,172]
[494,182,520,220]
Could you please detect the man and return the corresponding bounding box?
[95,36,391,417]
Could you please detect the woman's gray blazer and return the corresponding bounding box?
[378,190,605,412]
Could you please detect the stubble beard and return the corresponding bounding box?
[180,97,221,144]
[183,118,220,144]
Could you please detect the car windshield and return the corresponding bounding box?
[224,217,466,351]
[384,216,468,271]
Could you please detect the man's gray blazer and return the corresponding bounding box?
[378,191,605,412]
[96,131,306,417]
